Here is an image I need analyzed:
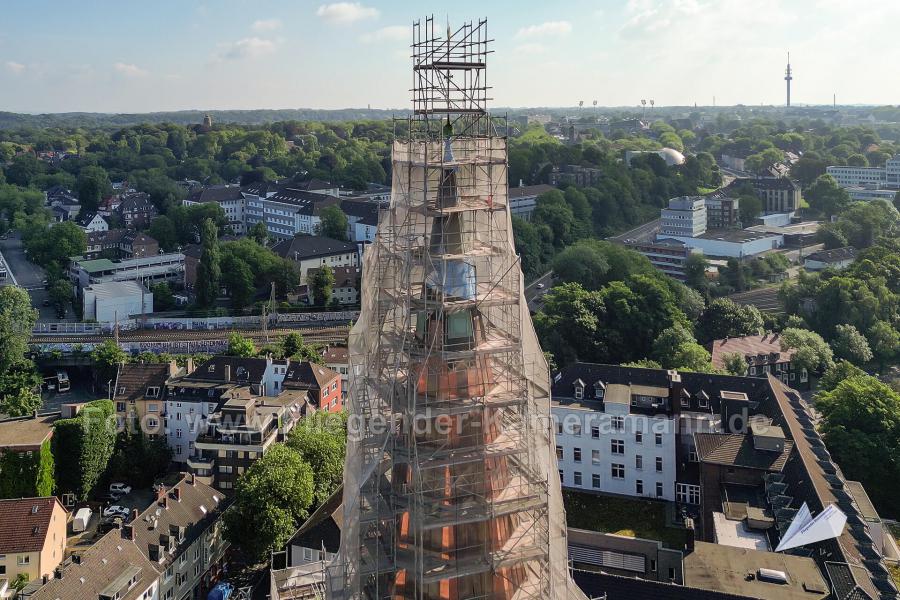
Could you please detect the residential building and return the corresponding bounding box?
[626,238,696,281]
[49,204,78,223]
[708,333,805,387]
[76,212,109,233]
[165,356,286,464]
[190,391,306,491]
[245,187,340,241]
[271,235,359,284]
[82,280,153,322]
[508,183,556,221]
[345,182,391,203]
[660,196,707,238]
[118,192,158,228]
[282,362,343,413]
[703,195,739,229]
[126,476,229,600]
[85,230,159,260]
[804,246,856,271]
[69,252,185,291]
[320,346,348,395]
[286,489,341,566]
[114,361,182,438]
[0,414,57,498]
[181,244,201,289]
[552,370,687,501]
[27,528,158,600]
[306,266,360,305]
[339,199,381,243]
[0,497,67,585]
[549,164,604,187]
[888,153,900,187]
[183,185,246,235]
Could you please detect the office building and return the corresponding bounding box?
[508,183,556,221]
[661,196,707,238]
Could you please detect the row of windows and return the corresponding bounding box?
[558,445,665,471]
[559,470,665,497]
[558,422,663,446]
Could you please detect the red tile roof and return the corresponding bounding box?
[0,497,66,553]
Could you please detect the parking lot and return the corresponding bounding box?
[67,486,156,550]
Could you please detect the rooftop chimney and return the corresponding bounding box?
[173,487,182,502]
[122,524,135,540]
[224,364,232,382]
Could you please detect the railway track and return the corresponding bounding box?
[31,325,351,345]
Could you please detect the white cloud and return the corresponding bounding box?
[5,61,25,74]
[513,43,546,55]
[113,62,148,77]
[215,37,277,61]
[316,2,379,25]
[360,25,408,44]
[515,21,572,39]
[252,18,282,32]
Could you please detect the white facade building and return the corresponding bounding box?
[554,383,678,501]
[77,212,109,233]
[82,280,153,322]
[660,196,707,238]
[825,165,886,188]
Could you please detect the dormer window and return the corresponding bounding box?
[573,379,585,400]
[146,386,160,398]
[593,382,605,399]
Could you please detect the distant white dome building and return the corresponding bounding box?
[625,147,686,167]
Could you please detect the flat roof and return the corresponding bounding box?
[712,512,770,550]
[0,414,56,450]
[603,383,632,405]
[684,540,830,600]
[696,228,783,243]
[84,280,148,298]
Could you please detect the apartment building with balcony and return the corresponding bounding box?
[189,392,307,491]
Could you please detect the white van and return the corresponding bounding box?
[72,507,92,533]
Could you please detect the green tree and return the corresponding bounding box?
[280,332,322,363]
[226,332,256,357]
[867,321,899,372]
[551,242,610,291]
[76,166,112,214]
[684,254,710,290]
[150,282,175,312]
[818,376,900,514]
[738,194,763,224]
[249,221,269,245]
[48,279,72,311]
[286,412,347,506]
[819,360,867,393]
[696,298,764,343]
[148,215,178,252]
[780,327,834,377]
[195,218,221,307]
[310,265,335,306]
[722,352,749,376]
[832,324,873,366]
[223,444,315,563]
[0,286,38,373]
[221,255,255,310]
[0,362,42,417]
[318,205,349,241]
[805,174,851,218]
[91,339,128,390]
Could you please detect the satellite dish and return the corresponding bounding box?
[775,502,847,552]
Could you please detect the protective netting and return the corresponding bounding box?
[327,136,586,600]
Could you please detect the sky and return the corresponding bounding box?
[1,0,899,113]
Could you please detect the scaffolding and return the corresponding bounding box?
[329,17,585,600]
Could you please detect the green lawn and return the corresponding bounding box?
[563,489,688,549]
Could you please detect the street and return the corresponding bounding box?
[0,232,74,321]
[606,218,660,245]
[525,271,553,313]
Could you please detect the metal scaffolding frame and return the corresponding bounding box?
[329,17,585,600]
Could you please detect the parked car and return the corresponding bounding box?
[109,483,132,496]
[102,505,129,519]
